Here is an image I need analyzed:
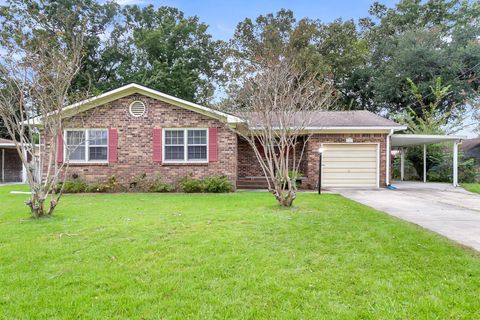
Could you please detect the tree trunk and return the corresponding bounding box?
[25,192,46,218]
[272,187,296,207]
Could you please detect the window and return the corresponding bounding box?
[65,129,108,162]
[164,129,208,162]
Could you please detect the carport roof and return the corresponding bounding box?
[391,134,466,147]
[0,138,15,147]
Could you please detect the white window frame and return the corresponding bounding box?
[64,128,109,164]
[162,128,209,163]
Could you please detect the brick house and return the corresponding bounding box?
[34,83,406,190]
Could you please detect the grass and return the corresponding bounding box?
[1,185,480,319]
[463,183,480,194]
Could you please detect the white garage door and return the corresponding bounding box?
[322,144,378,188]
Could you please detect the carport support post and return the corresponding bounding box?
[22,148,27,184]
[423,144,427,183]
[400,148,405,181]
[453,141,459,187]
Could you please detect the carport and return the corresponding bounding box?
[391,134,465,187]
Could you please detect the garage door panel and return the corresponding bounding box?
[324,168,376,173]
[324,181,378,187]
[323,172,376,180]
[324,145,375,150]
[324,150,378,158]
[322,144,378,188]
[323,161,376,169]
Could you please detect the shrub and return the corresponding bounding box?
[180,177,205,193]
[428,154,477,184]
[128,174,173,193]
[149,176,174,193]
[129,173,149,192]
[57,179,88,193]
[87,176,126,193]
[179,176,232,193]
[203,176,232,193]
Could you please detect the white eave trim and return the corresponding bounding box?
[29,83,244,126]
[391,134,466,147]
[304,126,407,131]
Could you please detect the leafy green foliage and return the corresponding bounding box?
[180,176,232,193]
[0,0,118,96]
[129,174,173,193]
[101,5,224,103]
[225,2,479,117]
[203,176,233,193]
[358,0,480,116]
[87,176,126,193]
[0,1,223,104]
[428,154,477,183]
[57,179,88,193]
[180,177,205,193]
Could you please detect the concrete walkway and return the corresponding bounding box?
[336,181,480,251]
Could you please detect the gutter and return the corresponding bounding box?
[385,129,394,186]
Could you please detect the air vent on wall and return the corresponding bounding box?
[129,101,146,117]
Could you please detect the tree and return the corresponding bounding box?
[230,57,335,207]
[395,77,464,179]
[0,3,85,218]
[316,19,370,110]
[98,5,224,104]
[357,0,480,117]
[0,0,118,97]
[223,9,327,109]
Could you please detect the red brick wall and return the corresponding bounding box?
[237,137,308,178]
[237,133,389,189]
[237,137,265,177]
[43,93,238,187]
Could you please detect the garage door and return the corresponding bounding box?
[322,144,378,188]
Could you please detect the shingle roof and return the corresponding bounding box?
[304,110,403,127]
[239,110,405,128]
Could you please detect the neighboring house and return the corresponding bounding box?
[0,138,24,183]
[33,84,406,190]
[462,138,480,162]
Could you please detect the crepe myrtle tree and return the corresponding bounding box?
[231,58,335,206]
[0,33,84,218]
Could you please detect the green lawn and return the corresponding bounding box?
[1,185,480,319]
[463,183,480,194]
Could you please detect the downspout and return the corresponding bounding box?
[385,129,394,186]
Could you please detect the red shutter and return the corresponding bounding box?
[208,127,218,162]
[108,128,118,163]
[57,132,64,163]
[152,128,162,163]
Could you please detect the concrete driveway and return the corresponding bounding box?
[337,181,480,251]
